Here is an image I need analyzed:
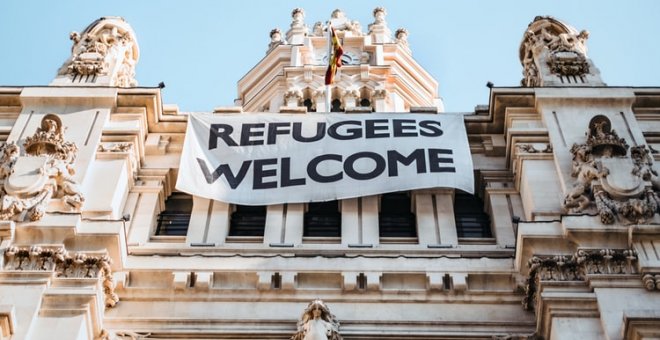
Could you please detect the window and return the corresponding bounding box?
[303,98,316,112]
[155,193,192,236]
[304,200,341,238]
[229,205,267,237]
[454,192,492,238]
[379,192,417,238]
[330,99,343,112]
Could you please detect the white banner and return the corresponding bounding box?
[176,113,473,205]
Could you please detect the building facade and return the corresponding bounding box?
[1,9,660,340]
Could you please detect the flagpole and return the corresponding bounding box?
[325,22,332,112]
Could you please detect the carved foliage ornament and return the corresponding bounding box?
[562,115,660,224]
[3,245,118,308]
[0,114,84,221]
[523,248,638,310]
[292,299,342,340]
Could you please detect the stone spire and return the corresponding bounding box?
[51,16,139,87]
[519,16,603,87]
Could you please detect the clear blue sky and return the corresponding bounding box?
[1,0,659,112]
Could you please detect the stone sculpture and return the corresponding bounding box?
[0,114,84,221]
[562,115,660,224]
[520,17,591,86]
[291,299,342,340]
[57,17,139,87]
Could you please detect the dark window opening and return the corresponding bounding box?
[379,192,417,238]
[271,272,282,289]
[331,99,343,112]
[357,273,367,290]
[304,200,341,237]
[360,98,371,108]
[303,98,316,112]
[454,192,492,238]
[156,193,193,236]
[229,205,266,237]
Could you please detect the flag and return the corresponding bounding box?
[325,25,343,85]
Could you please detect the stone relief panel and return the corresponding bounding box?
[0,114,84,221]
[57,17,139,87]
[291,299,342,340]
[562,115,660,224]
[3,245,118,308]
[522,248,638,310]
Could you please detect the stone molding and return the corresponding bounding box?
[2,245,118,308]
[523,248,638,310]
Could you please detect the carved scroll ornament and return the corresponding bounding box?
[0,114,84,221]
[292,299,342,340]
[562,115,660,224]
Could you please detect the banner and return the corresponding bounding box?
[176,113,473,205]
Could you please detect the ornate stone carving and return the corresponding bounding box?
[284,89,304,107]
[268,28,286,50]
[4,245,64,271]
[520,31,541,87]
[58,17,139,87]
[3,246,118,308]
[372,89,387,100]
[312,22,324,36]
[641,273,660,291]
[548,51,589,77]
[97,142,132,153]
[523,249,638,310]
[372,7,387,25]
[368,7,391,42]
[516,143,553,154]
[324,9,362,36]
[519,17,593,86]
[290,8,305,29]
[115,331,152,340]
[492,334,543,340]
[291,299,342,340]
[0,114,84,221]
[562,115,660,224]
[395,28,409,47]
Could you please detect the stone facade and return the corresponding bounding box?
[0,11,659,340]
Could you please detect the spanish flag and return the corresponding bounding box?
[325,25,343,85]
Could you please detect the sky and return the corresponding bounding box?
[1,1,659,112]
